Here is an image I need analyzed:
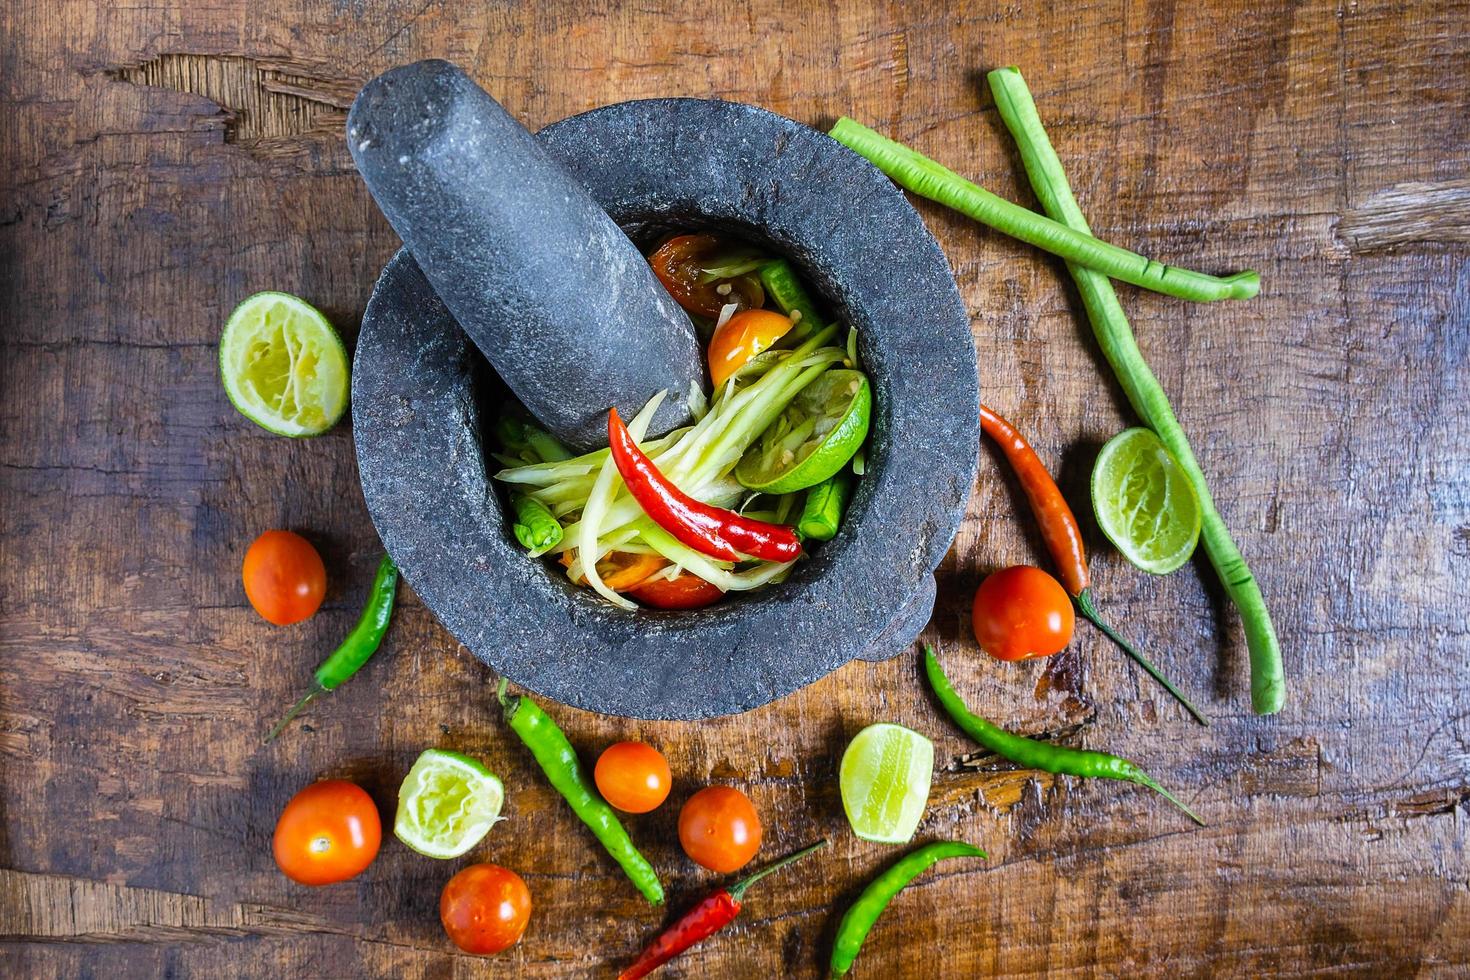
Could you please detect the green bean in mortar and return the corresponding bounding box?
[797,471,853,541]
[830,840,986,977]
[759,258,824,342]
[265,553,399,742]
[986,66,1284,714]
[827,117,1258,303]
[510,492,563,557]
[497,679,664,905]
[924,646,1202,825]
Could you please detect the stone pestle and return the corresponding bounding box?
[346,59,703,450]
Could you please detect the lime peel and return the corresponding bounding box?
[394,748,505,859]
[220,291,349,437]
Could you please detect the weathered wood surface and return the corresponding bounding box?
[2,0,1467,976]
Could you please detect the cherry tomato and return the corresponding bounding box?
[629,571,725,610]
[678,786,762,873]
[649,234,764,318]
[272,780,382,886]
[972,564,1075,662]
[242,529,327,626]
[440,863,532,955]
[707,309,793,388]
[594,741,673,813]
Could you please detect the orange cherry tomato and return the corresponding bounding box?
[972,564,1075,662]
[440,863,532,955]
[242,529,327,626]
[594,741,673,813]
[649,234,763,318]
[629,571,725,610]
[272,780,382,886]
[678,786,762,873]
[707,309,793,388]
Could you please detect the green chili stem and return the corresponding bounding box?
[727,839,828,902]
[986,66,1284,715]
[264,686,323,743]
[924,646,1203,826]
[1076,589,1208,726]
[827,117,1258,303]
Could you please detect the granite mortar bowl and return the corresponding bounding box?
[353,98,979,719]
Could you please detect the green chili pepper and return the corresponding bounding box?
[264,553,399,742]
[510,492,563,556]
[830,840,986,977]
[923,646,1203,825]
[759,258,824,342]
[796,471,853,541]
[497,679,664,905]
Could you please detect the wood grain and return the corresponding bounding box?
[2,0,1467,976]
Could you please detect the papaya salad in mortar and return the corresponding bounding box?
[491,234,870,611]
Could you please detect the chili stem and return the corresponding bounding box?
[1076,589,1209,726]
[264,686,323,743]
[987,67,1284,715]
[827,118,1258,303]
[727,839,829,902]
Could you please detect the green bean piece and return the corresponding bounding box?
[265,554,399,742]
[987,66,1285,715]
[797,471,853,541]
[497,679,664,905]
[830,840,986,977]
[510,492,563,557]
[759,258,824,342]
[493,413,573,465]
[924,647,1202,824]
[827,117,1258,303]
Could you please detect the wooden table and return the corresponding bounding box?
[3,1,1467,975]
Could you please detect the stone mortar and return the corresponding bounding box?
[353,98,979,719]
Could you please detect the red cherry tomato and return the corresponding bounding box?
[628,571,725,610]
[272,780,382,886]
[242,529,327,626]
[678,786,762,873]
[707,309,793,388]
[440,863,532,955]
[648,234,763,318]
[972,565,1075,662]
[594,741,673,813]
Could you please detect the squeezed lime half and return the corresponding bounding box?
[736,368,870,494]
[839,723,933,844]
[219,291,349,437]
[1091,427,1202,575]
[394,749,504,859]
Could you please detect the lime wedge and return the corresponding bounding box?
[1091,427,1202,575]
[219,291,349,437]
[839,723,933,844]
[394,749,504,859]
[736,368,870,494]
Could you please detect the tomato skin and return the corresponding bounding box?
[242,530,327,626]
[972,565,1075,662]
[678,786,762,873]
[649,235,763,318]
[629,572,725,610]
[594,741,673,813]
[440,863,532,955]
[707,309,793,388]
[272,780,382,886]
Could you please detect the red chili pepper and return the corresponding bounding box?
[618,840,826,980]
[979,403,1208,726]
[607,408,803,564]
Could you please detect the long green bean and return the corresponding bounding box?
[827,117,1258,303]
[986,66,1284,714]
